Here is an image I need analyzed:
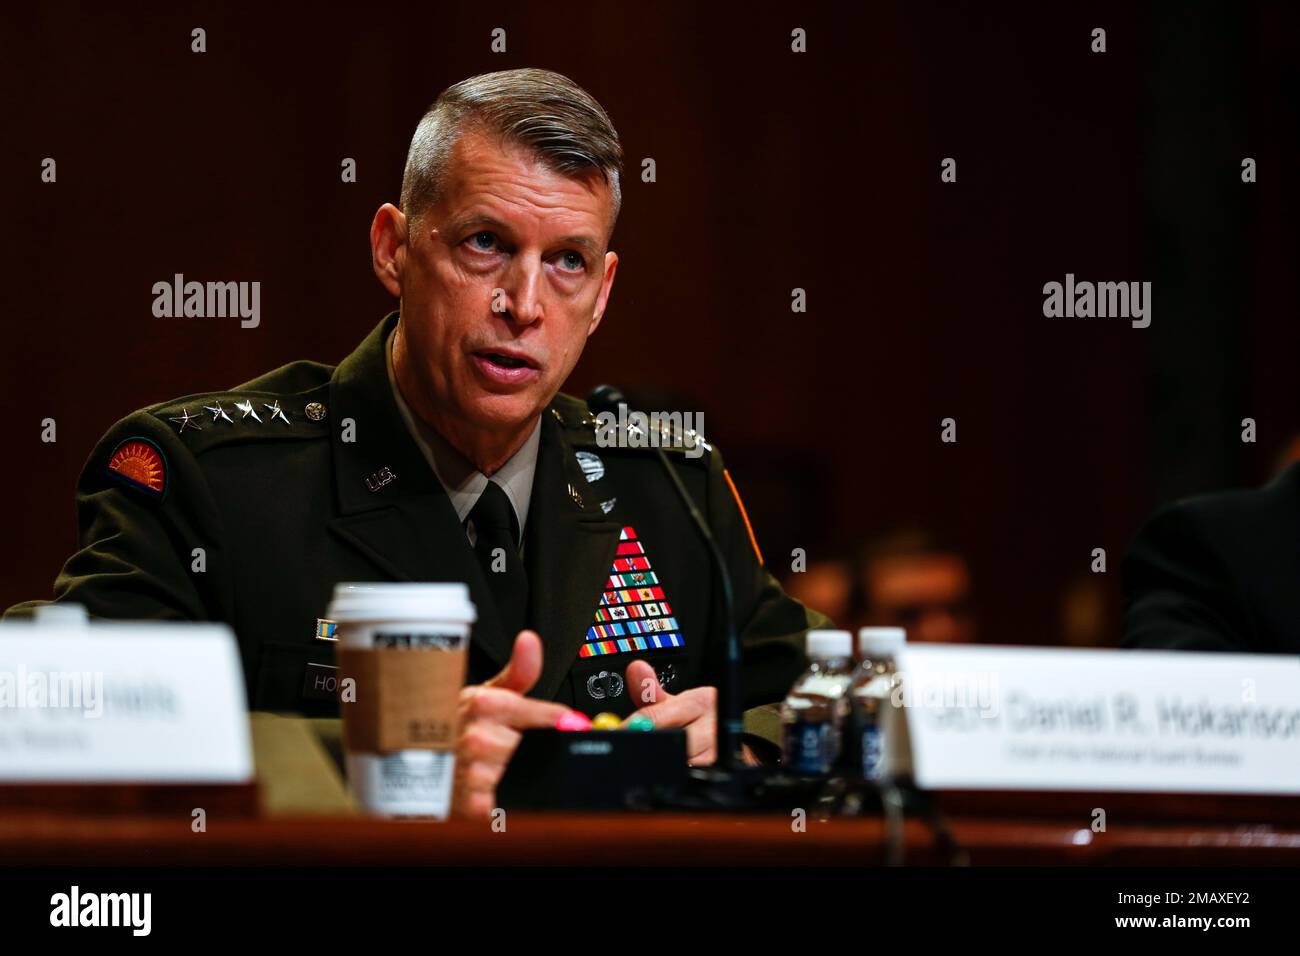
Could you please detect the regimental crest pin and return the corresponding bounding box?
[106,437,168,499]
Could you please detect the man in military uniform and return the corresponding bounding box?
[5,68,824,815]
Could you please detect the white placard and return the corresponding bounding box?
[0,614,253,782]
[893,644,1300,795]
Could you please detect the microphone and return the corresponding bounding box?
[587,385,743,772]
[585,384,626,413]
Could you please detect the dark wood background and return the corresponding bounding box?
[2,1,1296,645]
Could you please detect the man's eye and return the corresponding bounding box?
[558,251,585,272]
[468,231,497,251]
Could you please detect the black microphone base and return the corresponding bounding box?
[495,727,928,818]
[496,728,689,810]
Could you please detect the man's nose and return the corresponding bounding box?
[501,259,544,327]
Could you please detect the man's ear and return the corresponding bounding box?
[588,250,619,336]
[370,203,408,298]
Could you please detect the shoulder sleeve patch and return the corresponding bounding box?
[106,437,168,500]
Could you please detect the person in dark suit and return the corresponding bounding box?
[4,69,824,815]
[1122,462,1300,654]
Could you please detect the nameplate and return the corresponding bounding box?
[893,644,1300,795]
[302,662,339,702]
[0,618,253,782]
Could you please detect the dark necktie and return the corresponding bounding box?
[468,480,529,640]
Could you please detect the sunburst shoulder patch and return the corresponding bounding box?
[106,437,168,499]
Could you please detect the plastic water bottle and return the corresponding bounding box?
[781,630,854,773]
[847,627,905,780]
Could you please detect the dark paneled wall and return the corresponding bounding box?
[2,2,1294,644]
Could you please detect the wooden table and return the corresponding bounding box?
[3,810,1298,867]
[4,715,1299,867]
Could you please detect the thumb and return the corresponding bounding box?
[624,659,670,710]
[485,630,545,695]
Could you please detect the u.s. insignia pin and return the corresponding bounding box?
[365,466,397,492]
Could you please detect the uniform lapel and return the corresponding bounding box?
[324,312,515,672]
[526,409,622,701]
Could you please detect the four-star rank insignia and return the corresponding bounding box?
[106,437,167,499]
[579,526,685,658]
[204,401,234,424]
[264,400,290,425]
[168,408,202,433]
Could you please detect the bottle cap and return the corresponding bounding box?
[858,627,906,658]
[806,629,853,659]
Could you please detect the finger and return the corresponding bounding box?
[457,718,521,764]
[623,659,668,709]
[459,758,508,794]
[453,789,496,820]
[685,721,717,766]
[624,686,707,728]
[465,687,572,729]
[484,630,545,695]
[454,723,520,819]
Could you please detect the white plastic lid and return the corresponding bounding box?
[806,629,853,659]
[326,582,477,625]
[858,627,906,658]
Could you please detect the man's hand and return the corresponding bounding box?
[622,660,719,766]
[453,630,572,818]
[622,661,765,767]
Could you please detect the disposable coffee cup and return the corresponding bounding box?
[327,582,476,819]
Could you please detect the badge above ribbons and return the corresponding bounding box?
[580,526,685,658]
[574,449,616,514]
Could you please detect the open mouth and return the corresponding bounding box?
[477,351,533,370]
[470,348,542,385]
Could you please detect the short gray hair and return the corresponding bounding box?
[400,68,623,238]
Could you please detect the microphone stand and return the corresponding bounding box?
[592,391,924,816]
[648,442,744,775]
[587,386,746,785]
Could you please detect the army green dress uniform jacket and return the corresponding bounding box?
[7,313,824,743]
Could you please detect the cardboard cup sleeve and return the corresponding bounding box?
[337,646,468,753]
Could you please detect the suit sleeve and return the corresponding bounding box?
[3,411,229,624]
[703,447,826,720]
[1121,501,1251,652]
